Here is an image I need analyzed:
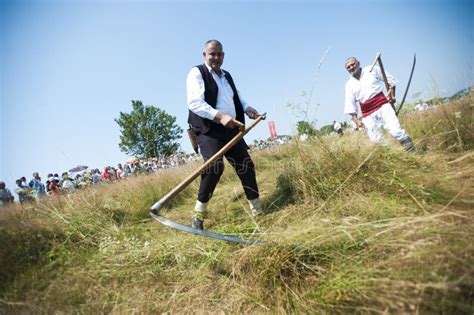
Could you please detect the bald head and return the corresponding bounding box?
[203,39,223,52]
[345,57,358,67]
[345,56,361,78]
[203,39,225,74]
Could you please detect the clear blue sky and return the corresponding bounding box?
[1,0,473,192]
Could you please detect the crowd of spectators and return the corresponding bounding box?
[1,153,201,206]
[250,136,291,150]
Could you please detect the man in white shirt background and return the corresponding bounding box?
[333,120,343,136]
[344,57,415,151]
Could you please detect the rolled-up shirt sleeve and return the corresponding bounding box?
[374,65,398,87]
[186,67,219,120]
[385,70,397,87]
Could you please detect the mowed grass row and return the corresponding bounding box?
[0,94,472,313]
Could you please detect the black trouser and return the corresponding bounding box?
[197,130,259,203]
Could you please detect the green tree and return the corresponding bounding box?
[316,124,334,136]
[296,120,317,136]
[115,100,183,158]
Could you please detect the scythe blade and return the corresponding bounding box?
[396,53,416,115]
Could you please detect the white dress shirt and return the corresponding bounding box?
[186,63,249,120]
[344,65,397,115]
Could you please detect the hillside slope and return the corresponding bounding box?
[1,95,473,314]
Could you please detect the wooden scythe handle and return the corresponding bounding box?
[370,52,390,91]
[370,52,395,110]
[369,52,381,72]
[233,119,245,131]
[151,114,266,212]
[377,57,391,93]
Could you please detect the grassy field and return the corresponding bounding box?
[1,94,473,314]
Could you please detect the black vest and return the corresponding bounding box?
[187,64,245,136]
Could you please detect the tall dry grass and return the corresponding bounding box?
[0,94,473,313]
[402,94,473,152]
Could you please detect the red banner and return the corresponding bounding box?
[268,121,277,139]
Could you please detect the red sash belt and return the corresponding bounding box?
[360,92,388,117]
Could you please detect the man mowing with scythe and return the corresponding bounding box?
[344,56,415,151]
[186,39,264,230]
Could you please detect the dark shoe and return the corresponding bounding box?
[191,217,204,230]
[400,136,416,152]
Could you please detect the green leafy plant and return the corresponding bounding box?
[115,100,183,159]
